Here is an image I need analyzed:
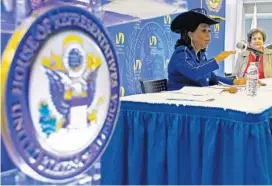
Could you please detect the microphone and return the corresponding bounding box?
[236,41,263,56]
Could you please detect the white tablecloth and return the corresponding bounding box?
[121,79,272,114]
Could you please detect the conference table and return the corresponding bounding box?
[1,80,272,185]
[101,79,272,185]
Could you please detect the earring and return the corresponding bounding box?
[190,38,195,47]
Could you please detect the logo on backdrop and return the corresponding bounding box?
[120,86,125,97]
[164,15,171,25]
[149,35,158,47]
[206,0,222,12]
[126,21,172,94]
[1,5,120,183]
[134,59,143,71]
[164,59,170,70]
[115,32,125,54]
[163,15,171,31]
[116,32,125,45]
[213,23,220,38]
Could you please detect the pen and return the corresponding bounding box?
[166,98,215,102]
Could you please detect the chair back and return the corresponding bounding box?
[140,79,167,93]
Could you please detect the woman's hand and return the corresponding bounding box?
[233,77,246,85]
[233,77,266,86]
[215,51,236,63]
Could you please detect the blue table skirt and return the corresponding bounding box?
[101,101,272,185]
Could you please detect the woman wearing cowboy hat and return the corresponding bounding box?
[167,8,239,90]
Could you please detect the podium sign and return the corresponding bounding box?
[1,4,120,183]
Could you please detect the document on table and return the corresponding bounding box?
[170,86,223,96]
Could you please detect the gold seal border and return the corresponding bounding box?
[1,24,30,139]
[0,7,57,182]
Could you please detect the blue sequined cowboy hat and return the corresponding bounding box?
[171,8,220,33]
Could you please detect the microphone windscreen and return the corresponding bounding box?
[236,41,247,50]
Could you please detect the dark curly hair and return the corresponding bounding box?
[247,28,266,43]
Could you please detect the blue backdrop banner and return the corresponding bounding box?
[202,0,226,76]
[104,0,226,96]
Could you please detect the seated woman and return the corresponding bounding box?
[168,8,237,91]
[233,28,272,79]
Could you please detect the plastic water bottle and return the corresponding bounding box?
[246,62,258,96]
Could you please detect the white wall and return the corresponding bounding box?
[244,2,272,45]
[224,0,244,74]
